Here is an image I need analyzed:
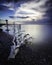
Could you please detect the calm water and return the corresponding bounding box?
[3,25,52,44]
[22,25,52,44]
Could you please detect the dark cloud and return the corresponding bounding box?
[0,5,8,11]
[46,0,52,24]
[9,16,29,19]
[6,0,14,2]
[14,0,33,2]
[0,0,13,3]
[0,0,43,4]
[9,16,15,18]
[17,16,29,19]
[0,0,32,3]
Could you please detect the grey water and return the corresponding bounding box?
[2,24,52,44]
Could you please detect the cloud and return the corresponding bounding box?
[0,5,8,11]
[16,16,29,19]
[14,0,48,22]
[9,16,29,19]
[2,2,14,11]
[23,17,50,24]
[0,0,51,24]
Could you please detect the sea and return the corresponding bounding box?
[2,24,52,44]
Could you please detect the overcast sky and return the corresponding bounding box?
[0,0,52,24]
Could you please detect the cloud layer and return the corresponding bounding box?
[14,0,48,22]
[0,0,52,24]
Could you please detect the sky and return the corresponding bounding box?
[0,0,52,24]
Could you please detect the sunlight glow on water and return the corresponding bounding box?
[2,25,52,44]
[22,25,52,43]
